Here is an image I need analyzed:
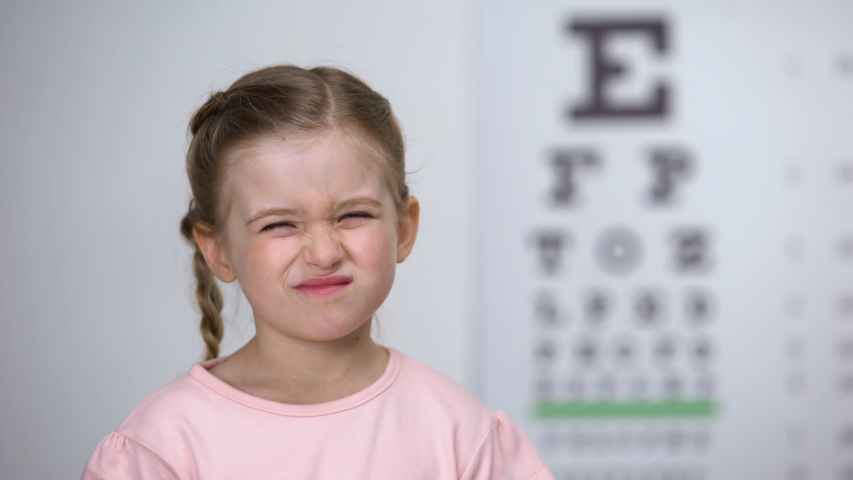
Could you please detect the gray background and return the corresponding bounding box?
[0,1,475,478]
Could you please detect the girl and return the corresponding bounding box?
[83,65,554,480]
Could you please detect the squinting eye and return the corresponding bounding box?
[339,212,373,223]
[261,221,295,232]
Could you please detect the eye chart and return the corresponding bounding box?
[479,2,853,479]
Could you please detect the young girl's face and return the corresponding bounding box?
[197,130,418,344]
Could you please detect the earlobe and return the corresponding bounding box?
[396,196,420,263]
[192,225,237,283]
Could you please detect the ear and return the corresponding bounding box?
[396,196,420,263]
[192,224,237,283]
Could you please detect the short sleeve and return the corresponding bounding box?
[82,432,179,480]
[459,411,556,480]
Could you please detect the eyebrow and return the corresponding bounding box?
[246,208,302,226]
[333,196,383,211]
[245,197,383,226]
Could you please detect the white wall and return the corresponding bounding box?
[0,2,474,478]
[477,2,853,479]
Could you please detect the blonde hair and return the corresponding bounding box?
[179,65,409,360]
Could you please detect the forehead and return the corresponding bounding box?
[222,131,389,212]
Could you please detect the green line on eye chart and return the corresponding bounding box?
[534,399,718,419]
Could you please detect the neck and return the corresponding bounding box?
[210,318,389,405]
[250,319,384,383]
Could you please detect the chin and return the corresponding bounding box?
[300,316,371,342]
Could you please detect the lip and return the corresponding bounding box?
[294,275,352,296]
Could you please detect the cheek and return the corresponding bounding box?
[230,237,301,285]
[346,226,398,270]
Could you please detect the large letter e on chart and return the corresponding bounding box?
[569,17,670,121]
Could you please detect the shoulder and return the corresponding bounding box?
[119,370,206,431]
[392,350,492,422]
[83,432,180,480]
[388,351,496,456]
[389,350,555,480]
[84,369,214,479]
[114,366,223,458]
[458,410,555,480]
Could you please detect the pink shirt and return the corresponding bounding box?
[83,348,554,480]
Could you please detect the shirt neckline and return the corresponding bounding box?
[189,347,401,417]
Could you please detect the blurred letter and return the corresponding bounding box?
[569,17,670,120]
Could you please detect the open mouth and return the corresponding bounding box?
[294,275,352,296]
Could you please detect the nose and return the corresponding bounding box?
[303,226,344,270]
